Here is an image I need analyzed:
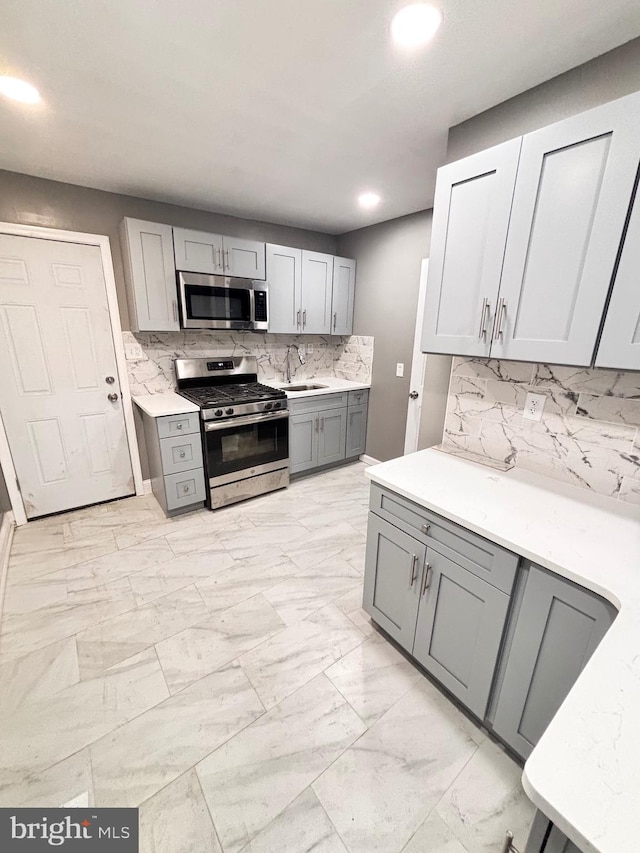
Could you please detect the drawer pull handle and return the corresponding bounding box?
[176,423,183,430]
[183,485,190,494]
[421,563,432,596]
[410,554,418,587]
[179,451,186,458]
[421,523,430,534]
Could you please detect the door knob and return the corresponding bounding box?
[105,376,115,384]
[107,392,119,402]
[409,391,419,399]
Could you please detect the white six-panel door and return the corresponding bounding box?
[492,92,640,365]
[421,138,522,357]
[0,234,134,518]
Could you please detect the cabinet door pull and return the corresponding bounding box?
[421,523,430,534]
[302,309,307,328]
[297,309,301,329]
[333,312,337,331]
[172,300,178,322]
[410,554,419,587]
[320,416,324,431]
[216,247,223,269]
[478,297,490,339]
[315,415,319,433]
[421,563,432,596]
[493,297,506,341]
[500,831,521,853]
[224,248,230,270]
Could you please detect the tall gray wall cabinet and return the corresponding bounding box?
[422,90,640,367]
[121,218,180,333]
[363,483,616,762]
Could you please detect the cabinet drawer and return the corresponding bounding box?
[160,433,203,476]
[288,392,349,414]
[157,412,200,439]
[164,468,206,510]
[370,484,518,594]
[348,389,369,406]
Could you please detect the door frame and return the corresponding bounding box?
[404,259,429,454]
[0,221,144,525]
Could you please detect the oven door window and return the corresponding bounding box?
[206,417,288,478]
[184,284,250,323]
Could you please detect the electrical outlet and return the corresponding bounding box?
[396,362,404,378]
[124,342,145,360]
[523,392,546,422]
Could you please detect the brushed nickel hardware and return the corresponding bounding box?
[172,300,178,322]
[333,312,337,331]
[421,563,432,596]
[479,297,490,339]
[297,309,301,328]
[410,554,419,587]
[320,416,324,431]
[107,392,119,402]
[315,415,319,433]
[176,423,183,430]
[216,248,222,268]
[493,297,506,340]
[409,391,419,399]
[302,309,307,328]
[500,831,521,853]
[183,484,190,494]
[179,451,186,458]
[421,523,430,534]
[224,249,230,269]
[105,376,115,384]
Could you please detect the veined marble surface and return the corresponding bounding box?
[367,448,640,853]
[443,357,640,506]
[0,462,534,853]
[123,330,373,397]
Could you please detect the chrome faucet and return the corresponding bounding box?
[285,344,305,382]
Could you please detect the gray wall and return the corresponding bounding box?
[337,211,433,462]
[0,170,337,331]
[447,37,640,162]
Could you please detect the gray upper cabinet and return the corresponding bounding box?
[421,138,522,357]
[595,178,640,370]
[121,218,179,332]
[266,244,302,334]
[301,251,333,334]
[266,245,355,336]
[173,227,266,280]
[492,94,640,365]
[492,564,616,760]
[363,513,424,651]
[412,544,511,719]
[173,227,223,274]
[331,257,356,335]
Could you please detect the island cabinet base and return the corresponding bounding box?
[363,483,617,766]
[522,811,582,853]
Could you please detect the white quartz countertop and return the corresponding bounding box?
[365,448,640,853]
[270,377,370,398]
[132,392,199,418]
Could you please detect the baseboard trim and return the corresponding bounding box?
[0,511,16,630]
[142,479,153,495]
[360,454,381,466]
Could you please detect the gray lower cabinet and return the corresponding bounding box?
[289,390,368,475]
[491,563,616,760]
[364,503,516,719]
[140,410,206,516]
[524,811,582,853]
[412,544,511,719]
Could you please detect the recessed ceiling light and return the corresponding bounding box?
[358,192,381,210]
[391,3,442,48]
[0,76,41,104]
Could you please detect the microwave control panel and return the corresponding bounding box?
[254,290,268,322]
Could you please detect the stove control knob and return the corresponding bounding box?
[225,408,234,416]
[215,409,223,417]
[264,402,272,411]
[273,401,281,409]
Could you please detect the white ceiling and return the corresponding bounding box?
[1,0,640,234]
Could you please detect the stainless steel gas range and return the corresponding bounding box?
[175,356,289,509]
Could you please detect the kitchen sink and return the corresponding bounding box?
[281,383,329,391]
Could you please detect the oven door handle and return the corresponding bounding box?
[204,410,289,431]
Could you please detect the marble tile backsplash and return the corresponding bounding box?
[443,358,640,505]
[123,331,373,396]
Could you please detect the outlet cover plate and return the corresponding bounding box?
[523,392,546,422]
[396,362,404,378]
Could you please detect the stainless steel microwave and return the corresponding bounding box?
[177,272,268,331]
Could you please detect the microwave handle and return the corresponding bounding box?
[204,410,289,431]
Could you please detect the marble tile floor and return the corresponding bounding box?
[0,461,535,853]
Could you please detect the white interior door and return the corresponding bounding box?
[404,260,429,454]
[0,234,134,518]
